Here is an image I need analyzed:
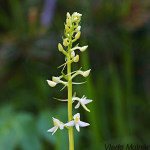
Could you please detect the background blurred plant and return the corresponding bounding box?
[0,0,150,150]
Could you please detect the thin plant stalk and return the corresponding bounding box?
[67,56,74,150]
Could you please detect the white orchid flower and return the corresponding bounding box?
[73,95,92,112]
[71,45,88,52]
[47,118,64,135]
[47,77,68,87]
[54,95,92,112]
[78,69,91,77]
[69,69,91,81]
[65,113,90,132]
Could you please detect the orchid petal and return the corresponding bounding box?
[73,113,80,120]
[80,103,90,112]
[82,99,92,105]
[65,121,75,127]
[75,123,80,132]
[47,126,57,132]
[52,126,58,135]
[59,123,64,130]
[78,121,90,127]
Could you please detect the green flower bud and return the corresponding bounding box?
[73,55,79,62]
[65,25,70,32]
[58,43,64,51]
[63,38,69,47]
[75,32,81,40]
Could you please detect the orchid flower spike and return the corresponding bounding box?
[47,118,64,135]
[65,113,90,132]
[73,95,92,112]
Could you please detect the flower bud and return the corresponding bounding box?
[58,43,64,52]
[67,12,71,19]
[66,18,71,26]
[82,69,91,77]
[71,51,75,58]
[76,26,81,32]
[52,77,61,83]
[80,45,88,52]
[47,80,57,87]
[65,25,70,32]
[75,32,81,40]
[73,17,78,22]
[63,38,69,47]
[73,55,79,62]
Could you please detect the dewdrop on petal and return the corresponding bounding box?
[47,80,57,87]
[71,51,75,58]
[80,45,88,52]
[75,32,81,41]
[73,55,79,62]
[58,43,64,52]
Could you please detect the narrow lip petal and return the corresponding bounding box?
[65,121,75,127]
[52,126,58,135]
[78,121,90,127]
[80,102,90,112]
[75,123,80,132]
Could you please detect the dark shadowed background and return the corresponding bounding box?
[0,0,150,150]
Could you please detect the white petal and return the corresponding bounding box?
[75,123,80,132]
[52,126,58,135]
[52,76,61,83]
[47,126,57,132]
[47,80,57,87]
[52,118,60,124]
[80,45,88,52]
[75,102,80,109]
[80,103,90,112]
[59,123,64,130]
[82,99,92,105]
[65,121,75,127]
[78,121,90,127]
[73,113,80,120]
[82,69,91,77]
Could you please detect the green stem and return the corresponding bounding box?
[67,55,74,150]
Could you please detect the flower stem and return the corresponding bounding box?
[67,55,74,150]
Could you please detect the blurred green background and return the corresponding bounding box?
[0,0,150,150]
